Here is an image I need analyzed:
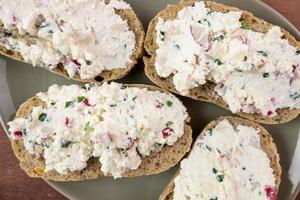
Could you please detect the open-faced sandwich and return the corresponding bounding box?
[0,0,144,82]
[7,82,192,181]
[160,116,281,200]
[144,0,300,124]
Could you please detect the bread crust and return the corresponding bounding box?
[159,116,281,200]
[144,0,300,124]
[0,0,145,83]
[10,84,193,181]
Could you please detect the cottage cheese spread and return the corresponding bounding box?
[0,0,136,79]
[173,119,276,200]
[8,82,188,178]
[155,1,300,117]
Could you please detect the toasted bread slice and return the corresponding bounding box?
[10,84,192,181]
[159,116,281,200]
[144,0,300,124]
[0,0,144,83]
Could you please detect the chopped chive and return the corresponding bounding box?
[263,72,269,78]
[207,10,214,15]
[296,50,300,55]
[210,198,218,200]
[241,22,252,29]
[208,128,213,136]
[290,92,300,100]
[242,167,246,170]
[257,51,268,57]
[212,168,218,174]
[213,34,225,42]
[121,85,128,89]
[85,60,92,65]
[174,44,180,49]
[215,59,223,65]
[217,175,224,182]
[206,145,212,151]
[38,113,47,122]
[61,140,72,148]
[166,100,173,107]
[110,104,117,107]
[159,31,165,41]
[50,101,56,106]
[83,83,95,91]
[65,101,74,108]
[244,56,248,61]
[4,32,13,37]
[77,96,86,103]
[166,121,174,127]
[132,96,137,102]
[155,142,163,148]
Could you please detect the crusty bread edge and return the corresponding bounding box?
[0,0,145,83]
[159,116,282,200]
[143,0,300,124]
[10,84,193,181]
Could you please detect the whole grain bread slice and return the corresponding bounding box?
[144,0,300,124]
[159,116,281,200]
[10,84,193,181]
[0,0,145,83]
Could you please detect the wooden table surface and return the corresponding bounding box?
[0,0,299,200]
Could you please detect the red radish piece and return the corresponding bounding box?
[265,186,277,200]
[13,131,23,137]
[267,111,273,116]
[162,127,174,139]
[65,117,73,128]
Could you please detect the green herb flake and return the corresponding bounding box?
[85,60,92,65]
[50,101,56,106]
[296,50,300,55]
[210,197,218,200]
[38,113,47,122]
[215,59,223,65]
[110,104,117,107]
[61,140,72,148]
[207,10,214,15]
[257,51,268,57]
[132,96,137,102]
[166,100,173,107]
[216,175,224,182]
[242,167,246,170]
[77,96,86,103]
[240,22,252,30]
[213,34,224,42]
[258,191,262,195]
[206,145,212,151]
[40,23,50,28]
[263,72,269,78]
[208,128,213,136]
[65,101,74,108]
[159,31,166,41]
[121,85,128,89]
[174,44,180,49]
[243,56,248,61]
[166,121,174,127]
[155,142,163,148]
[290,92,300,100]
[212,168,218,174]
[84,83,95,91]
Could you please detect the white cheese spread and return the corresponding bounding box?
[155,1,300,117]
[0,0,136,79]
[173,119,277,200]
[8,82,188,178]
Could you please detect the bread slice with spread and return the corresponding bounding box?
[7,82,192,181]
[159,116,281,200]
[0,0,144,83]
[144,0,300,124]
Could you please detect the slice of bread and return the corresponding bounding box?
[10,84,192,181]
[144,0,300,124]
[159,116,281,200]
[0,0,145,83]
